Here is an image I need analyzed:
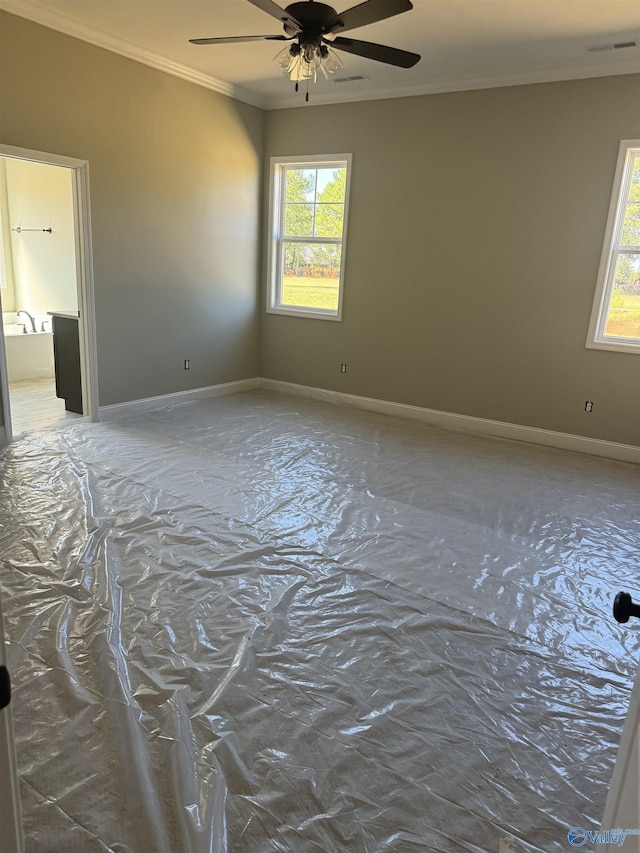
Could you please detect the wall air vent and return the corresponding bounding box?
[333,75,368,83]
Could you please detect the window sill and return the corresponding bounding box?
[586,338,640,354]
[267,305,342,321]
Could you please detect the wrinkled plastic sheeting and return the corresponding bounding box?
[0,389,639,853]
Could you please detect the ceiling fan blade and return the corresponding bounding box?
[190,35,291,45]
[325,0,413,35]
[245,0,303,32]
[329,36,420,67]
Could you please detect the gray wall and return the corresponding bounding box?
[262,76,640,447]
[0,11,263,411]
[0,10,638,448]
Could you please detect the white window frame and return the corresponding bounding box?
[586,139,640,354]
[267,154,352,321]
[0,158,13,293]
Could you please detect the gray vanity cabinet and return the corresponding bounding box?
[49,312,83,414]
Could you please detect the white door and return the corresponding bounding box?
[0,587,23,852]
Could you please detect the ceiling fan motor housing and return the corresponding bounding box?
[284,1,339,46]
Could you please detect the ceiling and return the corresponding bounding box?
[2,0,639,109]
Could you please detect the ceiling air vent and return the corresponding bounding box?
[333,75,368,83]
[587,41,637,53]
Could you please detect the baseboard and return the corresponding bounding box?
[258,378,640,465]
[95,376,639,464]
[99,378,261,420]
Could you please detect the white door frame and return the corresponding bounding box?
[0,144,99,439]
[601,660,640,852]
[0,145,98,850]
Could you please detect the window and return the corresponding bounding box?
[587,140,640,353]
[267,154,351,320]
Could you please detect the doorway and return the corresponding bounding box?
[0,145,98,440]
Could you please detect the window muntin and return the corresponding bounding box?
[587,141,640,353]
[268,156,351,320]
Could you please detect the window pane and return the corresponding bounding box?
[603,253,640,339]
[629,156,640,202]
[622,156,640,245]
[281,242,342,312]
[284,203,313,237]
[621,201,640,247]
[314,204,344,238]
[315,168,346,203]
[284,169,315,203]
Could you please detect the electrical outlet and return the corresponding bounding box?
[184,359,190,370]
[340,363,347,374]
[584,401,593,412]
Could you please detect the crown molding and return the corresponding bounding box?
[0,0,268,109]
[265,62,640,109]
[1,0,637,112]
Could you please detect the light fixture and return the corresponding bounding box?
[273,41,344,99]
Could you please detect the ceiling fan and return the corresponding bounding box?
[190,0,421,100]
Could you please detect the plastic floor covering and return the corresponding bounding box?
[1,389,639,853]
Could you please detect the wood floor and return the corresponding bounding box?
[8,378,82,435]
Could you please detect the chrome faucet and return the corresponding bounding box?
[17,310,37,333]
